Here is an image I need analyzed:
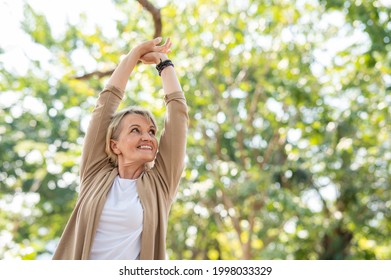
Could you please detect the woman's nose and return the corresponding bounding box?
[141,132,152,141]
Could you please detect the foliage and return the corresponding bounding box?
[0,0,390,259]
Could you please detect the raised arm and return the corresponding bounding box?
[140,43,188,201]
[79,38,172,188]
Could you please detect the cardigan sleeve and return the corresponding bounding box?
[79,84,124,191]
[152,91,188,202]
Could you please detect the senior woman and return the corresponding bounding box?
[53,37,188,260]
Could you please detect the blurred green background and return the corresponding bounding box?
[0,0,390,260]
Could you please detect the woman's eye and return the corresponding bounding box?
[149,130,156,135]
[131,128,140,133]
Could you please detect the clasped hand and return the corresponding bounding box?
[134,37,172,65]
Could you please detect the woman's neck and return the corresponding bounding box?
[117,162,145,180]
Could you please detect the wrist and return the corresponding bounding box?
[155,54,169,64]
[127,51,139,63]
[129,46,144,59]
[156,59,174,76]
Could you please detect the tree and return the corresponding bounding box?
[0,0,390,260]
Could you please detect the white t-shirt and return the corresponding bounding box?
[89,175,143,260]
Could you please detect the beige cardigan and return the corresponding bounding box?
[52,85,188,260]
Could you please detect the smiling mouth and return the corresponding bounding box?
[137,145,153,150]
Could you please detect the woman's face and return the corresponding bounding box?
[111,114,158,166]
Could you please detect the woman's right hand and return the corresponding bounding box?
[132,37,172,58]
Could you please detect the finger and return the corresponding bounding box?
[164,37,171,48]
[154,37,163,45]
[154,45,169,52]
[161,40,172,53]
[157,37,168,48]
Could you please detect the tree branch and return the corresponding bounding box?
[74,0,162,80]
[221,191,243,247]
[258,131,280,170]
[73,69,115,81]
[136,0,162,39]
[242,208,255,259]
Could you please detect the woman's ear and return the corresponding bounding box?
[110,139,121,155]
